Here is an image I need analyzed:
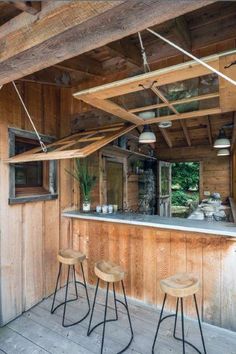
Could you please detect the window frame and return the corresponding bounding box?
[9,127,58,205]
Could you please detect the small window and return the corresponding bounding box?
[9,128,58,204]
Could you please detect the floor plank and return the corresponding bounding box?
[0,285,236,354]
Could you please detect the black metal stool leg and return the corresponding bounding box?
[101,282,109,354]
[180,298,185,354]
[73,265,79,299]
[81,262,90,310]
[51,263,62,313]
[87,278,100,336]
[113,283,118,321]
[173,297,179,338]
[116,280,134,354]
[62,265,71,327]
[194,294,207,354]
[152,293,167,354]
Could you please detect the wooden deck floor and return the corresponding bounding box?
[0,285,236,354]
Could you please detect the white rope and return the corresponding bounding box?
[146,28,236,88]
[138,32,151,73]
[12,81,47,153]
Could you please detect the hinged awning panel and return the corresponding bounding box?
[7,123,135,163]
[72,50,236,126]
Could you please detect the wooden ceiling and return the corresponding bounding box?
[1,0,236,152]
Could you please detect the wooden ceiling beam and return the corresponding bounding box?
[180,120,191,146]
[54,55,104,78]
[0,0,218,86]
[107,38,143,68]
[158,127,173,148]
[8,1,41,15]
[206,115,213,146]
[19,66,89,87]
[173,16,192,50]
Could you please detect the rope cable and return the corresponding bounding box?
[12,81,47,153]
[138,32,151,73]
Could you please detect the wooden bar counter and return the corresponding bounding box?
[63,211,236,332]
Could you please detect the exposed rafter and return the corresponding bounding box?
[158,127,172,148]
[54,55,103,78]
[0,0,218,85]
[206,115,213,146]
[108,38,143,68]
[180,121,191,146]
[7,1,41,15]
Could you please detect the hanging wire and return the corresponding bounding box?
[12,81,47,153]
[138,31,151,73]
[146,28,236,88]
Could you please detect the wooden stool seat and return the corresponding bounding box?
[160,272,200,298]
[57,248,86,265]
[95,260,125,283]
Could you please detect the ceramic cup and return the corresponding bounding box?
[96,205,102,213]
[102,204,108,214]
[108,205,113,213]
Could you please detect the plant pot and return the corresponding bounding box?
[82,200,91,212]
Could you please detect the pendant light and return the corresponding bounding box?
[213,128,230,148]
[217,148,230,156]
[139,125,156,143]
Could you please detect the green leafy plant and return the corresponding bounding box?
[171,190,189,206]
[172,162,199,191]
[66,158,97,202]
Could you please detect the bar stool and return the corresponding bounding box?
[51,248,90,327]
[152,272,207,354]
[87,260,134,354]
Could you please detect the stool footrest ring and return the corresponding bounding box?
[152,294,207,354]
[87,279,133,354]
[51,263,90,327]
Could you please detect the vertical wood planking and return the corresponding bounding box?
[0,82,68,325]
[118,223,131,296]
[221,238,236,331]
[130,226,144,300]
[186,233,203,318]
[43,199,60,296]
[156,229,171,310]
[202,235,222,326]
[71,219,236,331]
[0,85,23,325]
[23,202,43,310]
[143,227,157,305]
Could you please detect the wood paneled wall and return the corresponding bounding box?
[72,218,236,332]
[0,83,77,325]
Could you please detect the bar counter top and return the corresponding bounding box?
[63,210,236,238]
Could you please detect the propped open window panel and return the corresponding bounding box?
[73,50,236,126]
[7,123,135,163]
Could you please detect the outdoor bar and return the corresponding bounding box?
[0,1,236,353]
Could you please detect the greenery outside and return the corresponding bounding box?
[171,162,199,218]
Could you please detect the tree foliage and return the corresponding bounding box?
[172,162,199,191]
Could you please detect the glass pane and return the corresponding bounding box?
[15,137,43,188]
[161,166,170,196]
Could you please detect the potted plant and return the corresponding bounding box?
[66,158,97,212]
